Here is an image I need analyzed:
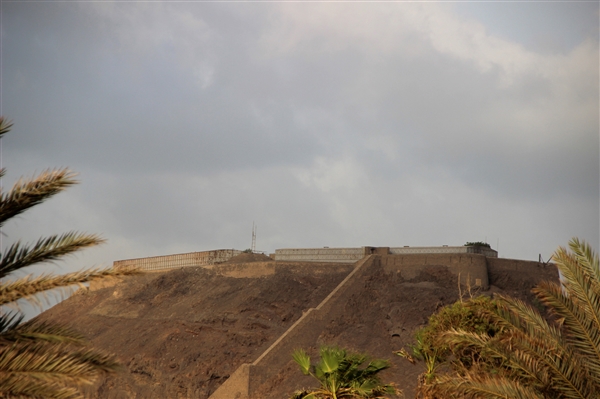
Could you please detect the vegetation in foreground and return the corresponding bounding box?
[0,117,138,398]
[401,237,600,399]
[291,346,400,398]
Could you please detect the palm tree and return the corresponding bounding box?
[0,116,139,398]
[430,238,600,398]
[290,346,400,399]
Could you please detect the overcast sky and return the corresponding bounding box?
[1,1,598,276]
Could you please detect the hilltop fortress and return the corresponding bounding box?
[50,244,555,399]
[113,244,502,290]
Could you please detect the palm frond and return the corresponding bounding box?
[0,116,13,138]
[0,117,134,398]
[433,370,546,399]
[0,375,81,399]
[492,297,597,398]
[0,267,140,309]
[551,244,600,344]
[0,168,79,229]
[292,349,312,376]
[1,319,85,346]
[418,238,600,399]
[0,231,105,278]
[290,346,399,398]
[533,281,600,378]
[0,341,120,380]
[0,340,119,398]
[512,335,594,399]
[0,312,24,335]
[491,294,562,342]
[568,237,600,279]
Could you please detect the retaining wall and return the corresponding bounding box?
[381,253,489,289]
[275,246,497,263]
[113,249,242,272]
[487,257,559,288]
[390,246,497,258]
[274,247,365,263]
[209,252,495,399]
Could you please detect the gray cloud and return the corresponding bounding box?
[2,1,597,273]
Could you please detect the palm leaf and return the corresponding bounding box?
[433,370,546,399]
[0,116,13,137]
[0,313,25,335]
[493,297,596,398]
[0,267,139,308]
[551,244,600,342]
[0,117,137,398]
[292,349,312,376]
[534,281,600,378]
[0,168,78,229]
[319,347,341,374]
[569,238,600,279]
[0,231,105,278]
[0,375,81,399]
[0,340,119,399]
[1,319,86,346]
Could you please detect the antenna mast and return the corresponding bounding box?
[251,222,256,253]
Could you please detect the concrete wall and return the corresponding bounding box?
[275,246,497,263]
[381,253,489,289]
[113,249,242,272]
[114,246,498,272]
[274,247,365,263]
[487,257,559,288]
[390,246,497,258]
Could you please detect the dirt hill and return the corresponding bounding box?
[34,256,558,399]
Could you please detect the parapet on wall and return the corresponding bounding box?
[390,245,498,258]
[274,245,498,262]
[114,245,498,272]
[274,247,366,263]
[113,249,242,272]
[380,253,490,289]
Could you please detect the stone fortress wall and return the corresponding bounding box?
[274,245,497,263]
[109,244,552,399]
[114,245,498,272]
[209,250,553,399]
[113,249,242,272]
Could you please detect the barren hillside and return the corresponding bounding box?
[35,256,558,399]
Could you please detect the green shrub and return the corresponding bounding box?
[401,296,500,381]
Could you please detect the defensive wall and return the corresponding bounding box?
[274,245,497,263]
[208,251,554,399]
[107,246,552,398]
[113,249,242,272]
[273,247,366,263]
[114,245,497,272]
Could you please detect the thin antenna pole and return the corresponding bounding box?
[251,222,256,253]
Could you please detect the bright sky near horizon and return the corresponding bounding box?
[1,1,598,279]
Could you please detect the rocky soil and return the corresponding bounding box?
[34,256,558,399]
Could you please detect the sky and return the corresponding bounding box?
[1,0,598,282]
